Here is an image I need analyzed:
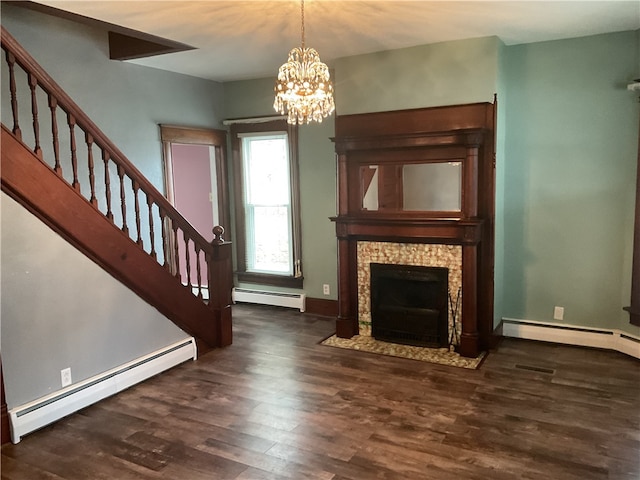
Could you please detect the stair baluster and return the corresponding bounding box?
[47,94,61,175]
[133,180,142,247]
[27,72,41,158]
[85,132,98,207]
[102,150,114,221]
[147,196,157,260]
[117,164,129,235]
[67,113,80,192]
[5,51,21,139]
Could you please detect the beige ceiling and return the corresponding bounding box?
[34,1,640,82]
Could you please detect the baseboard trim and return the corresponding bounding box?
[501,318,640,360]
[305,297,338,317]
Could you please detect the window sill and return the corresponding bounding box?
[236,272,304,289]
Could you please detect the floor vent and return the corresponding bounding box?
[515,364,555,375]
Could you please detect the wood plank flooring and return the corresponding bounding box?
[2,304,639,479]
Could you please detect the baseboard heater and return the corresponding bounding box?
[501,318,640,360]
[232,288,306,312]
[8,337,196,444]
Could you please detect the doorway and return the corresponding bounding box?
[160,125,229,288]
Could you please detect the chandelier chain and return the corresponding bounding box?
[301,0,305,50]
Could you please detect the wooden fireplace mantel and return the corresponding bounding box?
[331,101,497,358]
[332,216,485,245]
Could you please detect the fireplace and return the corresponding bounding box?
[370,263,449,348]
[331,101,497,358]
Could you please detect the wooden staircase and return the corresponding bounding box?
[0,26,233,351]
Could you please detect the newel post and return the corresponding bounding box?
[208,225,233,347]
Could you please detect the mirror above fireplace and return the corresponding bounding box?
[361,161,462,213]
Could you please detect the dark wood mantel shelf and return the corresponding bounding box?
[332,216,485,245]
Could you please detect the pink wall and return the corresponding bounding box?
[171,143,215,287]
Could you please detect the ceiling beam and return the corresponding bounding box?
[7,1,195,61]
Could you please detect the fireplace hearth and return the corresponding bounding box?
[371,263,449,348]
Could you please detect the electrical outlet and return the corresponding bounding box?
[61,367,72,387]
[553,306,564,321]
[323,284,330,296]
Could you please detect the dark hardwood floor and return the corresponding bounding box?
[2,304,639,479]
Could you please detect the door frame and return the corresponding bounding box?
[160,125,230,276]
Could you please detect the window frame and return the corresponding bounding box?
[231,119,303,288]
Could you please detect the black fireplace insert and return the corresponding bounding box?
[370,263,449,348]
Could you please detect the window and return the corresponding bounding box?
[231,120,302,288]
[242,133,292,274]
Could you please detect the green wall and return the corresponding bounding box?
[503,31,639,335]
[334,36,500,115]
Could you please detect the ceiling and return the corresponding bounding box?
[32,1,640,83]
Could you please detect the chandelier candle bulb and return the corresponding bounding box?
[274,0,335,125]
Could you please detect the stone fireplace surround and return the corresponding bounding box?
[331,101,497,358]
[357,241,462,345]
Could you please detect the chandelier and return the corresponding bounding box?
[274,0,335,125]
